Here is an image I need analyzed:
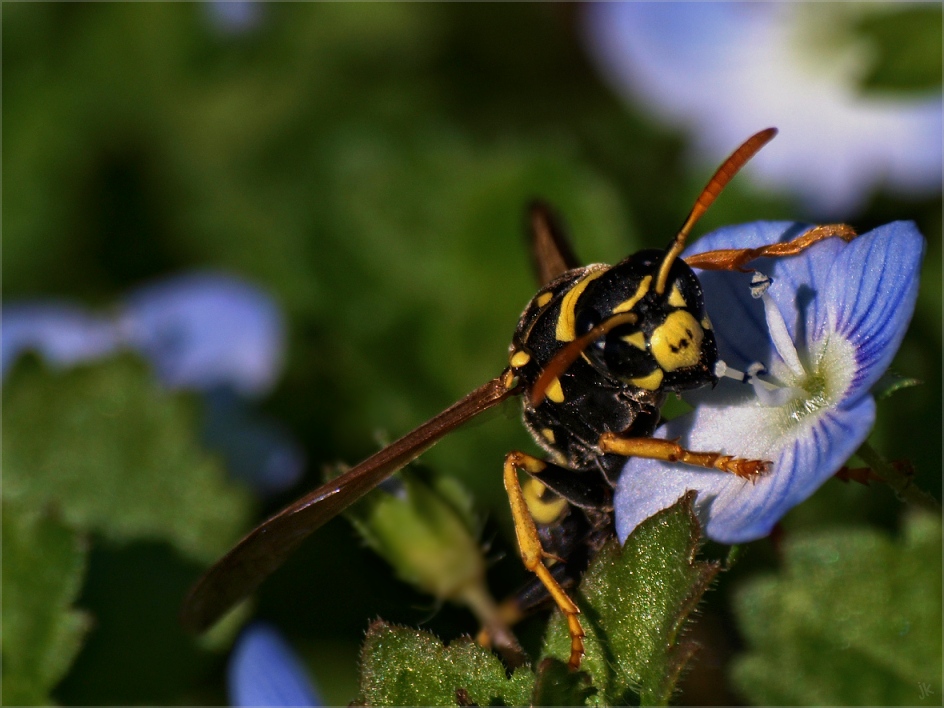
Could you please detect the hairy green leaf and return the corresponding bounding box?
[542,492,719,706]
[357,621,533,706]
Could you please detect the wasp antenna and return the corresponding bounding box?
[654,127,778,295]
[530,311,638,406]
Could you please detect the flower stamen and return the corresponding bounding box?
[760,290,806,378]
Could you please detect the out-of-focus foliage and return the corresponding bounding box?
[2,500,91,706]
[3,3,940,705]
[732,512,942,705]
[3,356,253,561]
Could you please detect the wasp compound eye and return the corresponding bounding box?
[601,326,658,383]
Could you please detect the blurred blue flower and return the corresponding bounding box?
[1,301,120,379]
[615,221,924,544]
[202,386,305,497]
[228,622,321,707]
[2,272,302,496]
[205,1,264,35]
[583,2,943,215]
[119,272,285,398]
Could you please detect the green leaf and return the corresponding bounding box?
[542,492,719,706]
[2,355,253,562]
[2,498,91,706]
[357,621,534,706]
[732,512,943,705]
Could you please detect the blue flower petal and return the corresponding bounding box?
[1,301,120,380]
[119,272,285,397]
[206,1,264,35]
[228,622,321,707]
[615,387,876,544]
[821,221,924,401]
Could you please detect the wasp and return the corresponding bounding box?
[181,128,854,669]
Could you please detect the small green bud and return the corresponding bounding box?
[344,465,485,603]
[340,463,524,665]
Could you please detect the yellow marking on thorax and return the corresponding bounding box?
[631,368,664,390]
[510,350,531,368]
[523,478,569,526]
[555,268,607,342]
[536,291,554,308]
[545,377,565,403]
[541,427,556,444]
[650,310,704,371]
[622,331,647,350]
[612,275,652,315]
[668,286,687,308]
[701,316,712,331]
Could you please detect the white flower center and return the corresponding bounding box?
[759,291,855,426]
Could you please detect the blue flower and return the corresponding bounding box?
[205,2,264,35]
[615,221,924,544]
[582,3,943,215]
[118,272,285,398]
[228,622,321,707]
[2,272,302,496]
[1,301,120,379]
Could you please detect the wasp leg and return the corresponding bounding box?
[683,223,856,272]
[598,433,769,480]
[504,451,586,670]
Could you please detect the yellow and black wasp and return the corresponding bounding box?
[181,128,854,669]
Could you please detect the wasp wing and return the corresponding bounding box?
[181,374,517,634]
[528,200,581,286]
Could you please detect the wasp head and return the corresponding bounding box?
[575,250,719,394]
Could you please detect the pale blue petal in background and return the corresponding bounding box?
[583,2,943,215]
[1,301,120,380]
[228,622,321,708]
[119,272,285,398]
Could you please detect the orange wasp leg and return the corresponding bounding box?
[598,432,769,480]
[503,451,586,670]
[684,223,857,272]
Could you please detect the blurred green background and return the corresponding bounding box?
[3,4,941,705]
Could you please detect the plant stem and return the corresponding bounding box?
[857,440,941,513]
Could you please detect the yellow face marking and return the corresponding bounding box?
[612,275,652,315]
[631,367,664,390]
[545,377,565,403]
[555,268,607,342]
[541,427,556,444]
[510,350,531,368]
[621,331,647,350]
[536,291,554,308]
[650,310,704,371]
[523,478,569,525]
[668,286,687,308]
